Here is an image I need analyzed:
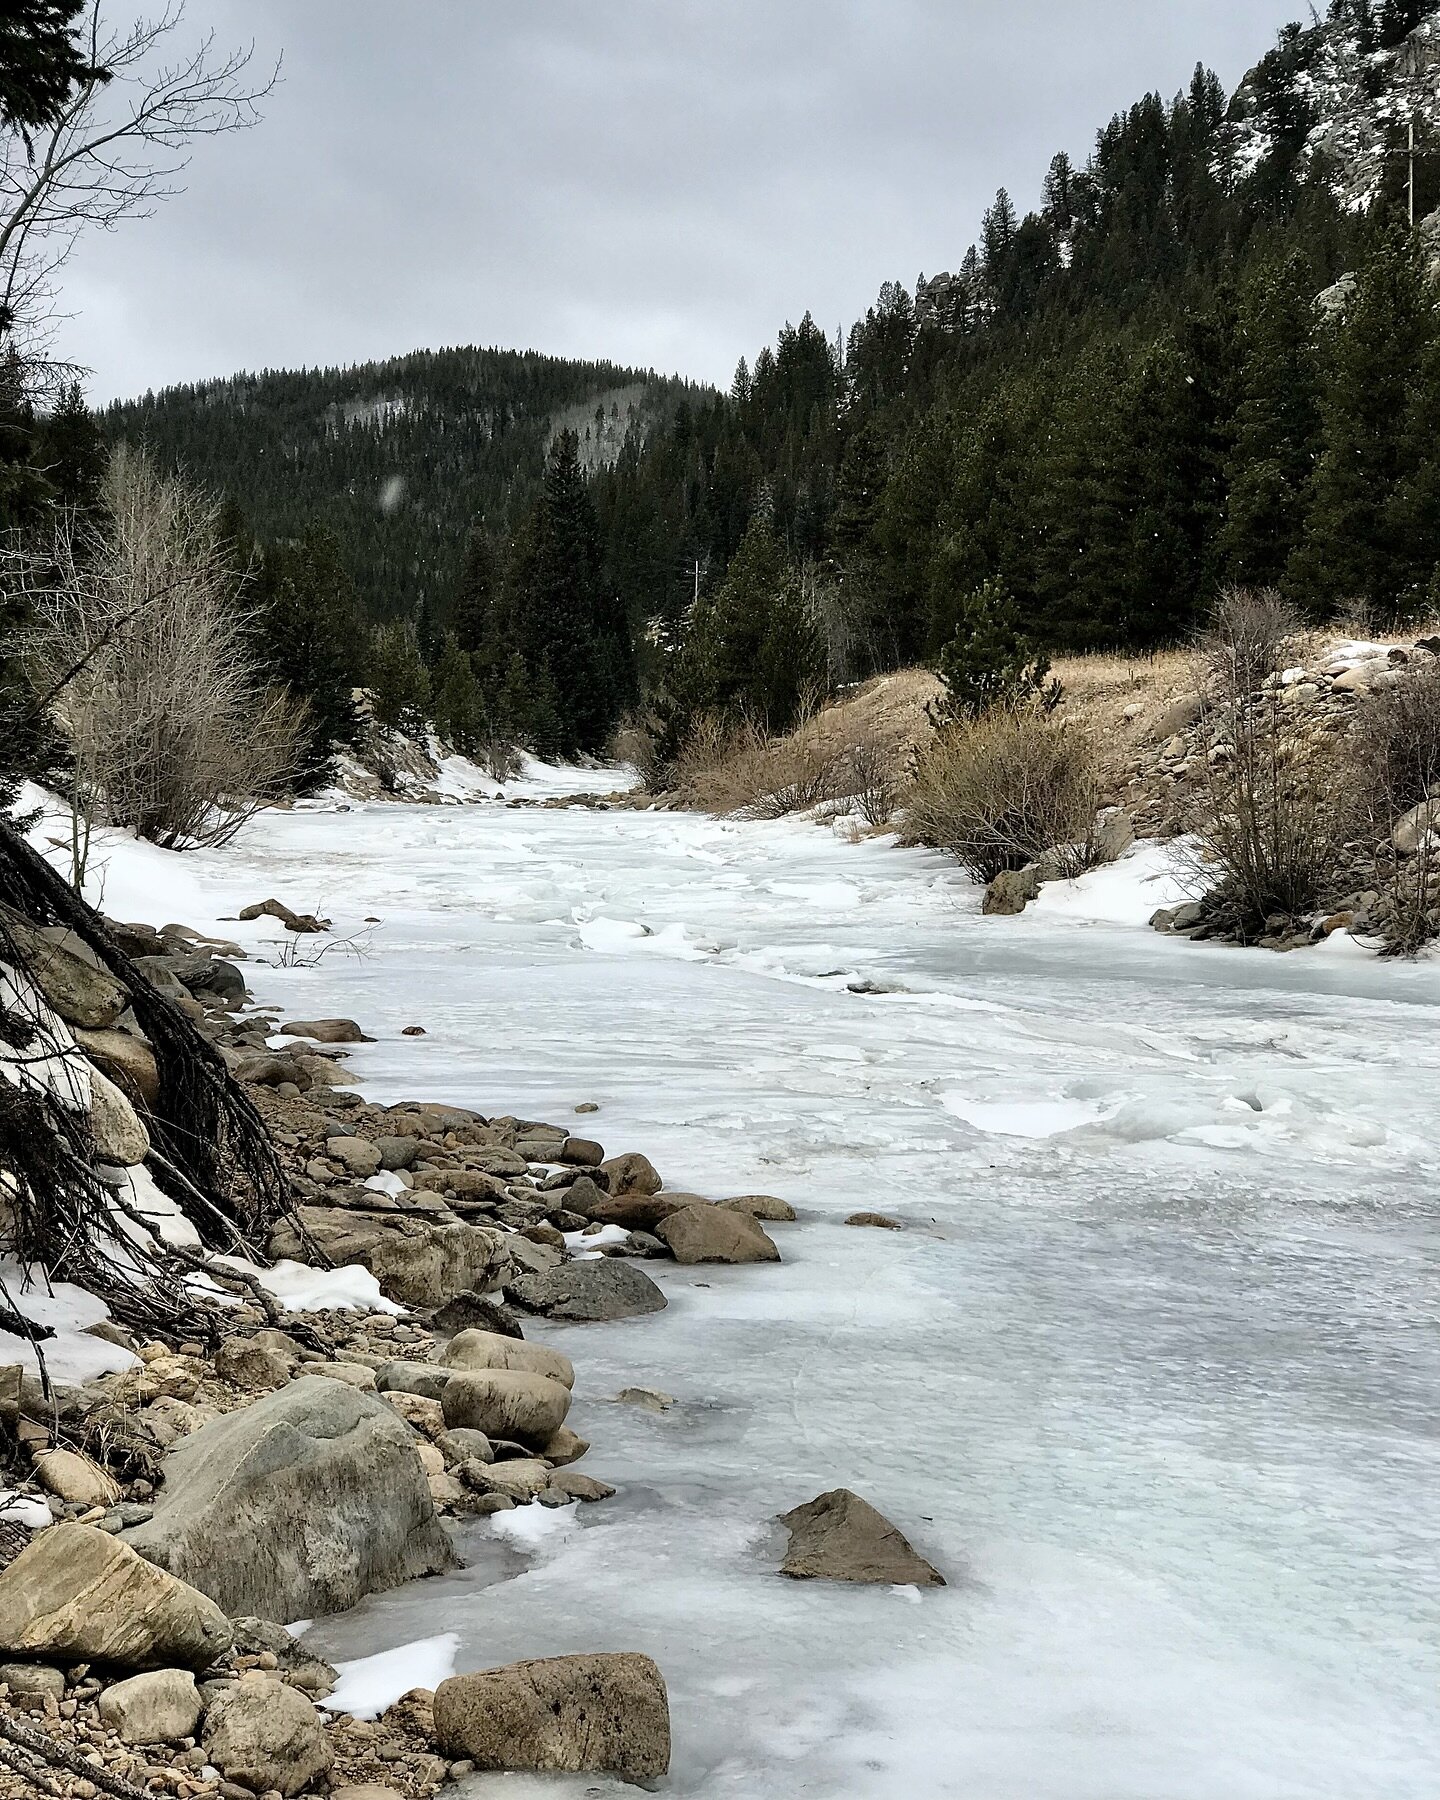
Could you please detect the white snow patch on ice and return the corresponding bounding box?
[490,1499,581,1551]
[217,1256,404,1316]
[943,1092,1127,1139]
[324,1633,459,1719]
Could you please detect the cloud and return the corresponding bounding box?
[57,0,1302,402]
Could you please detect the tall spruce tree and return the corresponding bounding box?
[1222,253,1323,588]
[1289,231,1437,616]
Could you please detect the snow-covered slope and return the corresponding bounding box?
[1232,4,1440,211]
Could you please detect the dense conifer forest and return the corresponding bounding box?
[81,0,1440,767]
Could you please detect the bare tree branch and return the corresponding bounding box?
[0,1,278,358]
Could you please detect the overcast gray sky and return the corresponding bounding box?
[61,1,1303,404]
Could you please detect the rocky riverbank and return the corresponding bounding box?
[2,858,939,1796]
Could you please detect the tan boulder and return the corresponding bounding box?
[98,1668,203,1744]
[280,1017,367,1042]
[442,1369,571,1449]
[462,1456,552,1501]
[846,1211,904,1231]
[33,1447,120,1508]
[0,1523,232,1669]
[778,1488,944,1587]
[540,1425,589,1466]
[433,1653,669,1780]
[655,1204,780,1265]
[88,1064,150,1165]
[717,1194,796,1222]
[73,1027,161,1108]
[269,1206,510,1308]
[3,919,127,1029]
[202,1672,332,1797]
[441,1328,574,1390]
[600,1152,662,1196]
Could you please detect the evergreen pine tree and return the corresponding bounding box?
[1289,231,1437,616]
[37,381,106,511]
[934,577,1058,720]
[368,619,431,733]
[254,526,360,787]
[431,633,488,753]
[1222,253,1323,588]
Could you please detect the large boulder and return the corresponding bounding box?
[72,1027,161,1107]
[270,1206,510,1308]
[88,1064,150,1165]
[441,1369,572,1449]
[440,1328,574,1389]
[982,866,1040,917]
[581,1192,685,1232]
[655,1205,780,1266]
[122,1376,456,1622]
[98,1668,203,1745]
[375,1359,450,1402]
[0,1523,232,1669]
[1,915,127,1028]
[433,1653,670,1780]
[777,1489,945,1588]
[600,1152,662,1196]
[202,1672,332,1798]
[280,1018,367,1042]
[160,952,248,1009]
[509,1261,666,1322]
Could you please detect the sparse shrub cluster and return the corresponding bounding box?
[902,701,1103,884]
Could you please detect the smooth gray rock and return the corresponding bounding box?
[123,1376,455,1621]
[509,1260,667,1322]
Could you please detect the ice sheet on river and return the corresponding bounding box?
[36,798,1440,1798]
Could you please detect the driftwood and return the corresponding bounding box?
[0,1709,155,1800]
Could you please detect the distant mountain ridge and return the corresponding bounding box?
[103,345,706,621]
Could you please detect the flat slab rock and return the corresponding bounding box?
[778,1488,945,1588]
[508,1259,667,1321]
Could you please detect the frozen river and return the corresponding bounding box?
[180,802,1440,1798]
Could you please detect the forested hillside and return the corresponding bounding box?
[103,348,703,621]
[601,0,1440,746]
[94,0,1440,776]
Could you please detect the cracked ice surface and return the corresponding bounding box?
[168,805,1440,1797]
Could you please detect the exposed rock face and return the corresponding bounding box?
[202,1672,332,1797]
[777,1489,945,1588]
[0,1524,233,1669]
[441,1369,572,1449]
[433,1653,670,1781]
[270,1206,510,1307]
[509,1260,667,1322]
[440,1328,574,1389]
[123,1376,456,1622]
[88,1064,151,1165]
[655,1204,781,1265]
[98,1668,203,1745]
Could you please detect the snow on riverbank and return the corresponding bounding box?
[11,790,1440,1795]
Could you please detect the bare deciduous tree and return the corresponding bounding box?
[7,445,304,869]
[0,1,276,371]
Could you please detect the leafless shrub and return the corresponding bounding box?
[7,446,305,866]
[901,702,1103,883]
[1344,655,1440,955]
[671,705,901,825]
[1184,589,1344,937]
[608,719,659,787]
